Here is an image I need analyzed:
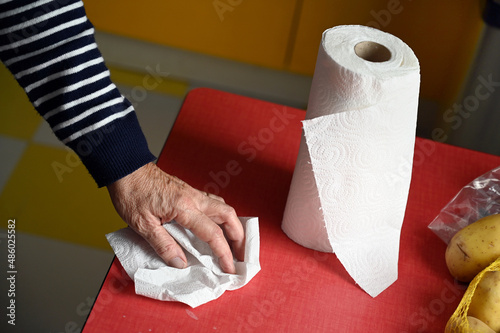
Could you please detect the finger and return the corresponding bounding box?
[205,191,225,203]
[201,198,245,262]
[231,237,245,262]
[178,209,236,274]
[138,223,187,269]
[201,200,245,246]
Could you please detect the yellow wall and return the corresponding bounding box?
[84,0,483,109]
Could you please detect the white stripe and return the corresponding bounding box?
[15,42,96,79]
[44,83,115,119]
[33,70,109,107]
[61,106,135,144]
[4,27,94,66]
[0,2,82,35]
[53,97,124,131]
[25,57,103,93]
[0,0,53,19]
[0,16,87,52]
[0,0,14,4]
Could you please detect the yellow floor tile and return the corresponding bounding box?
[0,63,42,140]
[0,143,124,250]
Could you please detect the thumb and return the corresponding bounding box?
[141,224,187,269]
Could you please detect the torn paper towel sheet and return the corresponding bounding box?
[282,25,420,297]
[106,217,260,308]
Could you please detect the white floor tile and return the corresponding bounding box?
[31,120,66,149]
[0,230,113,332]
[0,135,27,194]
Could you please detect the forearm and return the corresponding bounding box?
[0,0,155,186]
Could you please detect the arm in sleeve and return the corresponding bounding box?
[0,0,156,187]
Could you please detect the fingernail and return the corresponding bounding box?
[170,257,186,269]
[223,261,236,274]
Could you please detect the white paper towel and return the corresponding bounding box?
[282,25,420,297]
[106,217,260,308]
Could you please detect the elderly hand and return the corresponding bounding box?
[107,162,245,274]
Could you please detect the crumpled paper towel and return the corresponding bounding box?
[282,25,420,297]
[106,217,260,308]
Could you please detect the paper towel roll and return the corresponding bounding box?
[282,25,420,297]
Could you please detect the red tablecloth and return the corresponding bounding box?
[83,88,500,333]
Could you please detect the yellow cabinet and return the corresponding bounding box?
[83,0,298,70]
[84,0,483,107]
[288,0,483,106]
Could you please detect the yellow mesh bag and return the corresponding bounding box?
[445,256,500,333]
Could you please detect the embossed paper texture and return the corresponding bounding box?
[106,217,260,308]
[282,25,420,297]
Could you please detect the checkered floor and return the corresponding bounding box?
[0,62,186,332]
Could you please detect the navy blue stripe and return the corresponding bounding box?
[0,2,76,38]
[0,0,68,15]
[26,56,104,102]
[53,98,131,141]
[15,46,101,88]
[65,111,156,187]
[46,83,124,129]
[0,0,84,40]
[34,71,111,113]
[3,23,94,74]
[0,5,90,63]
[0,0,156,186]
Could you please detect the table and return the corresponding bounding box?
[83,88,500,332]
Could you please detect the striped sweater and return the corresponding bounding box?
[0,0,156,187]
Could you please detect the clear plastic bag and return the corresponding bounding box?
[428,166,500,244]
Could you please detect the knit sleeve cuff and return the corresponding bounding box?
[66,111,157,187]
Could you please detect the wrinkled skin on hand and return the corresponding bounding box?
[107,162,245,274]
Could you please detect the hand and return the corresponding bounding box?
[107,162,245,274]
